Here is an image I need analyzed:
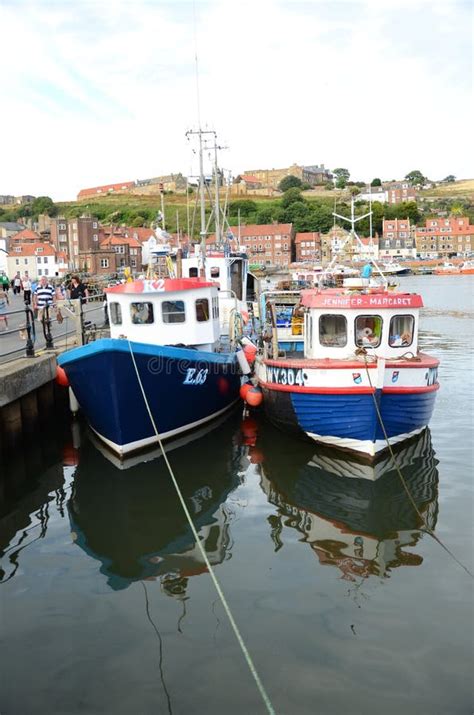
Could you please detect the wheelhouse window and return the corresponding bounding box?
[319,314,347,347]
[355,315,383,348]
[195,298,209,322]
[130,302,154,324]
[162,300,185,324]
[110,302,122,325]
[389,315,415,347]
[210,266,220,278]
[189,267,198,278]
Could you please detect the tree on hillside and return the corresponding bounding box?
[255,207,274,224]
[349,186,361,197]
[281,187,305,209]
[371,178,382,186]
[278,175,302,192]
[405,170,427,187]
[228,199,257,217]
[333,168,350,189]
[31,196,57,217]
[442,174,456,183]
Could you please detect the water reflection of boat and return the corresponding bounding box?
[258,426,439,580]
[68,415,244,594]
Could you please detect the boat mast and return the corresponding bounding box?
[323,197,387,286]
[213,136,221,248]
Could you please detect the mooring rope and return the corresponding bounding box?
[362,354,473,579]
[127,340,276,715]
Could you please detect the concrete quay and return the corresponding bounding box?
[0,352,69,455]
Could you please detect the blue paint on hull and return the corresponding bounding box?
[58,339,241,450]
[262,387,437,446]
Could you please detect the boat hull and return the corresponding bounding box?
[256,355,439,459]
[58,339,241,456]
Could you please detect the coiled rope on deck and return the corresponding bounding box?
[127,340,276,715]
[362,353,473,579]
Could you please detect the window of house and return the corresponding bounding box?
[44,269,49,275]
[100,258,109,268]
[389,315,415,347]
[44,257,48,263]
[162,300,185,323]
[15,258,19,265]
[110,302,122,325]
[355,315,383,348]
[130,302,154,324]
[93,222,98,228]
[319,314,347,347]
[195,298,209,322]
[24,259,28,264]
[37,247,43,253]
[189,267,198,278]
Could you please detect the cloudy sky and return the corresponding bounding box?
[1,0,472,201]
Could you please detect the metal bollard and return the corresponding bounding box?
[42,304,54,349]
[25,305,35,357]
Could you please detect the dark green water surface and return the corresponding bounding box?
[1,276,473,714]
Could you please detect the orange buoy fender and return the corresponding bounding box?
[56,365,70,387]
[243,343,257,365]
[245,386,263,408]
[240,382,252,400]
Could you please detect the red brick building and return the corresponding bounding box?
[295,232,321,262]
[215,223,294,266]
[415,216,474,257]
[77,182,135,201]
[381,218,415,258]
[385,182,417,204]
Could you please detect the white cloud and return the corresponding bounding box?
[1,0,472,200]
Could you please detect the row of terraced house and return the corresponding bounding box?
[2,213,473,280]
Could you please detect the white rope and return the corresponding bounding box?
[127,340,277,715]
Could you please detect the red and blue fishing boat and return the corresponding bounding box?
[254,286,440,458]
[58,277,244,457]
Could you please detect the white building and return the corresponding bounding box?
[7,242,65,280]
[356,186,388,203]
[0,238,8,274]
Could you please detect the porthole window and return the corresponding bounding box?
[109,302,122,325]
[319,314,347,347]
[355,315,383,348]
[389,315,415,347]
[162,300,185,324]
[130,302,154,324]
[195,298,209,322]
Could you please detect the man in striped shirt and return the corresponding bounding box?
[33,276,55,321]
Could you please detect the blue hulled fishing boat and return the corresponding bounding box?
[255,287,439,458]
[58,277,244,457]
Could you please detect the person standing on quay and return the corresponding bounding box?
[12,272,22,295]
[0,272,10,293]
[0,283,9,330]
[22,273,32,304]
[69,275,89,304]
[33,275,55,322]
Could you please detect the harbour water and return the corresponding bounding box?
[1,276,473,714]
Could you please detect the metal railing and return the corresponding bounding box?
[0,293,109,365]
